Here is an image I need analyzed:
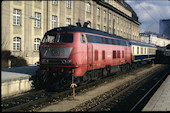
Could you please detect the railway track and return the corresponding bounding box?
[86,65,170,111]
[1,64,165,112]
[130,71,169,111]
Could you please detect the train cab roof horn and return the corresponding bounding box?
[76,22,81,27]
[83,21,90,28]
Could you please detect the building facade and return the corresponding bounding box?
[1,0,140,64]
[157,37,170,47]
[140,32,170,47]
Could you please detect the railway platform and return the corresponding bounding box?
[1,66,39,98]
[142,74,170,111]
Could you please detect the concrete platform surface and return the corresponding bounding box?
[1,66,39,98]
[142,74,170,111]
[1,66,39,82]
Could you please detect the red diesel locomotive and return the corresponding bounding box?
[35,25,131,89]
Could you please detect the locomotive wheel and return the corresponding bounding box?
[39,71,72,91]
[102,68,107,77]
[31,69,45,90]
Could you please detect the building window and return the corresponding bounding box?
[86,2,91,12]
[97,24,100,30]
[34,12,41,28]
[104,26,106,32]
[52,0,57,5]
[34,38,41,51]
[117,16,119,24]
[13,37,21,51]
[109,27,111,33]
[109,13,111,20]
[13,9,21,25]
[97,8,100,16]
[66,0,71,8]
[66,18,71,26]
[104,10,106,18]
[52,15,57,29]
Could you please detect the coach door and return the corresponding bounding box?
[125,47,128,63]
[87,44,93,70]
[124,41,129,63]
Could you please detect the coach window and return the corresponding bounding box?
[113,51,116,59]
[80,34,85,43]
[133,46,134,54]
[141,47,143,54]
[145,48,146,54]
[137,47,139,54]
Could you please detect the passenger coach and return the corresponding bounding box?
[129,39,157,66]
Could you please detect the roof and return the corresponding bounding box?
[128,39,157,48]
[94,0,140,25]
[46,25,126,40]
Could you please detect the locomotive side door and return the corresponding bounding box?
[87,43,93,70]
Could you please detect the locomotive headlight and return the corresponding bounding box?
[41,59,48,63]
[61,59,67,64]
[61,59,72,64]
[67,59,72,64]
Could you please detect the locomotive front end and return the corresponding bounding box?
[36,30,79,89]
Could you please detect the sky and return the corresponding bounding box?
[125,0,170,33]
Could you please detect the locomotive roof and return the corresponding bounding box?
[46,25,126,40]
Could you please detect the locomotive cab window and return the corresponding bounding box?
[80,34,86,43]
[42,35,56,43]
[57,33,73,43]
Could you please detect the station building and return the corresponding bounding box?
[1,0,140,64]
